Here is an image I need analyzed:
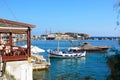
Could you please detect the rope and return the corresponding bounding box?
[2,0,18,21]
[1,0,18,31]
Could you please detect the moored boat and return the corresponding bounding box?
[47,48,86,58]
[69,42,110,52]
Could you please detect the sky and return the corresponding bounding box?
[0,0,119,36]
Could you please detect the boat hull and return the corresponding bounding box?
[79,47,109,52]
[69,46,109,52]
[48,51,86,58]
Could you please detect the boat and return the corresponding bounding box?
[46,34,55,40]
[69,42,110,52]
[47,48,86,58]
[47,41,86,58]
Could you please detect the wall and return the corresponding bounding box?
[5,61,32,80]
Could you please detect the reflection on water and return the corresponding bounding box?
[33,57,86,80]
[33,69,50,80]
[57,72,95,80]
[54,57,86,64]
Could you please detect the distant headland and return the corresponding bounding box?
[32,32,89,40]
[32,32,120,40]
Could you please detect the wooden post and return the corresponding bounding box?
[0,33,1,44]
[9,32,12,46]
[9,32,13,55]
[27,27,31,63]
[2,61,6,77]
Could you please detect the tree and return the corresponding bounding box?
[106,1,120,80]
[106,52,120,80]
[114,1,120,26]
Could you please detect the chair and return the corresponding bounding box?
[5,46,11,56]
[12,47,19,56]
[0,45,3,55]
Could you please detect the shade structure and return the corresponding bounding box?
[0,18,35,34]
[0,18,35,61]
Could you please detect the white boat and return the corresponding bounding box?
[47,47,86,58]
[47,40,86,58]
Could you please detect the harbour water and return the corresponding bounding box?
[14,40,120,80]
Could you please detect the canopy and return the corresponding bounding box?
[0,18,35,34]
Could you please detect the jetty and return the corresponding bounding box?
[31,53,50,70]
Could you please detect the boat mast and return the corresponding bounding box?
[69,40,74,47]
[57,40,60,52]
[57,33,60,52]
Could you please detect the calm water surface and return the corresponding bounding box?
[14,40,120,80]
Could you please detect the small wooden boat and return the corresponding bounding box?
[69,42,110,52]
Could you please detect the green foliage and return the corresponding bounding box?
[114,1,120,26]
[106,53,120,80]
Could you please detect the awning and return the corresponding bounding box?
[0,18,35,34]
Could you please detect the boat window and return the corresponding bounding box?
[68,50,72,54]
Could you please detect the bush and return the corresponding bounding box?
[106,53,120,80]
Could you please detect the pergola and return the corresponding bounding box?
[0,18,35,62]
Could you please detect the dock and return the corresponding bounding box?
[31,53,50,70]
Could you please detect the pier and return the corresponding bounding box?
[31,53,50,70]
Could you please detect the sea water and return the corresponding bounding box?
[14,40,120,80]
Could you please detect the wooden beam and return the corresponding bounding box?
[0,28,27,34]
[9,32,12,54]
[27,27,31,63]
[2,56,27,61]
[0,18,35,28]
[9,32,12,46]
[0,33,1,44]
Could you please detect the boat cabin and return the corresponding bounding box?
[0,18,35,62]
